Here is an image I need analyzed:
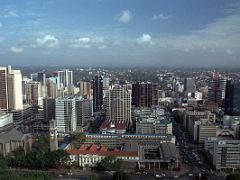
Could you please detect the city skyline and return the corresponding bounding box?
[0,0,240,67]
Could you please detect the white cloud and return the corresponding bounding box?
[153,13,172,20]
[10,46,23,53]
[136,34,155,45]
[4,10,19,18]
[70,37,91,48]
[118,10,132,23]
[36,34,59,48]
[98,45,107,49]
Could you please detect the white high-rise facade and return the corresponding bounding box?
[55,97,76,133]
[104,84,131,126]
[57,69,73,89]
[7,66,23,111]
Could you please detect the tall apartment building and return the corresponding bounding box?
[104,84,131,125]
[55,97,76,133]
[132,82,158,107]
[7,67,23,110]
[205,138,240,171]
[225,80,240,116]
[93,75,103,111]
[0,67,8,112]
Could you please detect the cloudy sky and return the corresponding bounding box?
[0,0,240,67]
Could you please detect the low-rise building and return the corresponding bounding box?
[0,128,32,156]
[66,144,138,167]
[0,113,13,129]
[136,117,172,135]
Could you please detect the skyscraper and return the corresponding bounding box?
[0,67,8,112]
[225,80,240,116]
[55,97,76,133]
[208,77,227,106]
[132,82,158,107]
[79,81,91,99]
[57,69,73,89]
[25,81,42,106]
[93,75,103,111]
[104,84,131,125]
[76,97,93,127]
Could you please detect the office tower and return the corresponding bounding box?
[225,80,240,116]
[208,76,227,106]
[22,77,31,104]
[47,79,57,98]
[104,84,131,125]
[49,120,58,151]
[55,97,76,133]
[31,72,47,97]
[132,82,158,107]
[184,78,196,93]
[43,98,56,122]
[76,97,93,127]
[0,67,8,112]
[79,81,91,99]
[93,75,103,111]
[25,81,42,106]
[7,67,23,110]
[57,69,73,89]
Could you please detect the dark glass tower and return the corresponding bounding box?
[225,80,240,116]
[93,75,103,111]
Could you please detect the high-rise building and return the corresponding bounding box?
[184,78,196,93]
[104,84,131,125]
[132,82,158,107]
[46,79,57,98]
[7,67,23,110]
[57,69,73,89]
[76,97,93,127]
[43,98,56,122]
[79,81,91,99]
[25,81,42,106]
[208,78,227,106]
[93,75,103,111]
[0,67,8,112]
[55,97,76,133]
[225,80,240,116]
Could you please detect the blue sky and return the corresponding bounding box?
[0,0,240,67]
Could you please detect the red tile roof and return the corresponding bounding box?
[66,144,138,157]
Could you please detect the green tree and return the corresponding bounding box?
[70,132,86,148]
[97,156,121,171]
[113,170,130,180]
[88,173,100,180]
[226,173,240,180]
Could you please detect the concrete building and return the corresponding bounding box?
[79,81,91,99]
[75,97,93,128]
[183,111,216,137]
[104,84,131,126]
[7,67,23,111]
[25,81,42,106]
[0,67,8,112]
[138,142,179,170]
[49,120,58,152]
[0,128,32,156]
[184,78,196,93]
[57,69,73,89]
[43,98,56,122]
[136,117,172,135]
[193,119,217,143]
[93,75,103,111]
[0,113,13,128]
[55,97,76,133]
[205,138,240,171]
